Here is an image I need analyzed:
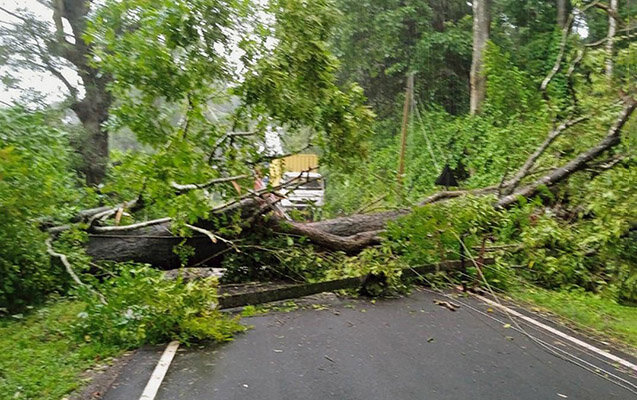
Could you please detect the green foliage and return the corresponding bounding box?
[237,0,375,170]
[325,246,408,296]
[0,300,124,400]
[512,287,637,347]
[74,264,245,347]
[0,108,82,311]
[386,196,500,266]
[220,227,341,283]
[501,165,637,302]
[332,0,472,116]
[86,0,374,230]
[483,42,542,119]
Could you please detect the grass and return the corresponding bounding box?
[510,287,637,349]
[0,299,124,400]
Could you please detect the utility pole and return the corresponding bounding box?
[397,73,414,186]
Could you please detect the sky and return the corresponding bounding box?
[0,0,263,107]
[0,0,83,105]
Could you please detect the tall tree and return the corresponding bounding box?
[605,0,618,77]
[557,0,568,28]
[470,0,490,115]
[331,0,473,117]
[0,1,110,185]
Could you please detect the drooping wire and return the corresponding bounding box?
[413,102,441,171]
[401,230,637,394]
[452,233,637,394]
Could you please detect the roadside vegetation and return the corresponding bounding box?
[0,0,635,398]
[511,287,637,349]
[0,300,122,399]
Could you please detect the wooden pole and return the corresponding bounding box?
[397,73,414,185]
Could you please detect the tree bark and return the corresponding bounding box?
[86,222,228,269]
[605,0,618,78]
[51,0,112,185]
[470,0,490,115]
[71,96,111,186]
[557,0,569,28]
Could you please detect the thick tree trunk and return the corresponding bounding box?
[52,0,112,186]
[82,100,634,265]
[86,222,228,269]
[470,0,490,115]
[73,106,109,186]
[557,0,568,28]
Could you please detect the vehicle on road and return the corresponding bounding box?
[280,171,325,209]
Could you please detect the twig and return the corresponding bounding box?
[45,238,107,304]
[355,194,388,214]
[207,131,256,164]
[183,224,238,252]
[418,186,498,206]
[540,1,600,94]
[171,174,251,193]
[540,13,574,94]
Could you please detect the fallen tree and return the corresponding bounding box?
[73,97,635,267]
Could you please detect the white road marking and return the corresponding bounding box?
[472,293,637,373]
[139,340,180,400]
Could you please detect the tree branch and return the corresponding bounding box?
[171,174,251,193]
[502,115,589,194]
[540,1,600,94]
[496,98,635,208]
[46,238,107,304]
[91,217,173,233]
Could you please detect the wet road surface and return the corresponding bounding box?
[104,288,637,400]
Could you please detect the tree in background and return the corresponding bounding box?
[0,1,110,185]
[331,0,473,117]
[470,0,490,114]
[557,0,569,28]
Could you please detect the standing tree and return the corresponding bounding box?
[605,0,618,77]
[470,0,490,114]
[557,0,569,28]
[0,1,110,185]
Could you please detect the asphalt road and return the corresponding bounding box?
[104,288,637,400]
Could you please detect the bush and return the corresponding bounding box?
[0,108,81,311]
[74,265,245,347]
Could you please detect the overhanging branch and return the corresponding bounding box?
[496,98,635,208]
[502,115,589,194]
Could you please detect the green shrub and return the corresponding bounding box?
[73,264,245,347]
[0,108,81,311]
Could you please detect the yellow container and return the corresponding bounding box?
[269,154,319,186]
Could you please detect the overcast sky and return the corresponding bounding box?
[0,0,85,105]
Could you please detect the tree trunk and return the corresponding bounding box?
[72,103,110,186]
[81,100,634,265]
[605,0,617,78]
[54,0,112,186]
[557,0,568,28]
[470,0,490,115]
[86,222,228,269]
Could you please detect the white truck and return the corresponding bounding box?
[279,171,325,209]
